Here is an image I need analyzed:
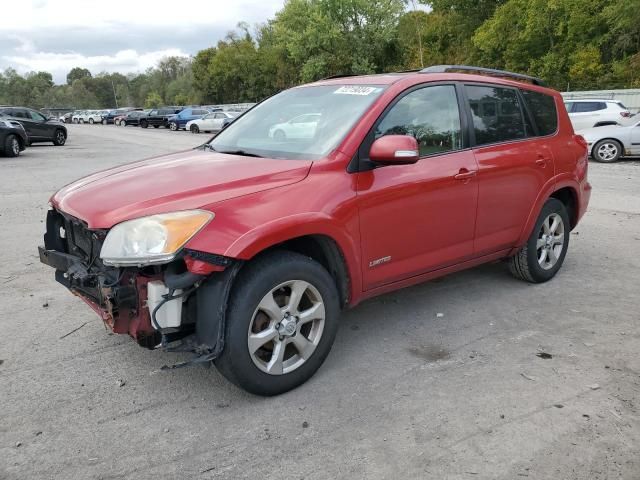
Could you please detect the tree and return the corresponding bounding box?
[66,67,92,85]
[144,91,163,108]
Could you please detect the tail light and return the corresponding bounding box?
[620,111,631,118]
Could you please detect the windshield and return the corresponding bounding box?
[208,84,386,160]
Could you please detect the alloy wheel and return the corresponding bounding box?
[248,280,326,375]
[536,213,565,270]
[11,137,19,156]
[56,131,66,145]
[597,142,618,162]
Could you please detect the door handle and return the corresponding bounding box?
[454,169,477,181]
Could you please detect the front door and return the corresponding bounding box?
[357,84,479,290]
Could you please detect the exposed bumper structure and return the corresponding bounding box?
[38,209,239,357]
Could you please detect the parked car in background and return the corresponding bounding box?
[564,99,631,130]
[38,65,590,395]
[186,111,239,133]
[121,110,149,127]
[59,112,74,124]
[72,111,86,123]
[578,117,640,162]
[268,113,321,140]
[167,107,211,131]
[139,108,181,129]
[0,117,28,157]
[102,108,140,125]
[0,106,67,145]
[75,110,105,124]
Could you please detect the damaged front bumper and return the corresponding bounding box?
[38,209,240,358]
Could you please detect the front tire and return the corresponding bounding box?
[593,139,622,163]
[509,198,570,283]
[190,124,200,134]
[89,118,94,124]
[53,129,66,146]
[140,119,148,128]
[4,134,20,157]
[214,251,340,396]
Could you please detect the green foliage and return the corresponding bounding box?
[1,0,640,110]
[144,91,163,108]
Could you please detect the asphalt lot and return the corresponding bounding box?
[1,124,640,479]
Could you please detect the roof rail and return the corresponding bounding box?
[420,65,546,87]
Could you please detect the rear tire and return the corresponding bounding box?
[89,118,94,124]
[140,119,148,128]
[4,134,20,157]
[214,251,340,396]
[509,198,570,283]
[154,125,160,129]
[169,121,178,131]
[592,139,622,163]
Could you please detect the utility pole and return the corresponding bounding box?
[111,80,118,108]
[410,0,424,68]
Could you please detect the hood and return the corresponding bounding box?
[52,149,312,228]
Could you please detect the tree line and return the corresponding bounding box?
[1,0,639,110]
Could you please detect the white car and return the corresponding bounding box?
[268,113,321,140]
[186,111,239,133]
[564,99,631,131]
[74,110,105,124]
[578,117,640,162]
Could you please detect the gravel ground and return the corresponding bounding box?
[1,124,639,480]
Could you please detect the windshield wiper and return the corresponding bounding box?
[201,143,217,152]
[217,149,263,158]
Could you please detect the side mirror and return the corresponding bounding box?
[369,135,419,165]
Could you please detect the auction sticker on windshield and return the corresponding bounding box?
[334,86,380,95]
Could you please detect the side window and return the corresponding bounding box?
[12,109,28,119]
[28,110,46,121]
[149,110,158,115]
[521,90,558,136]
[376,85,462,156]
[574,102,606,113]
[466,85,526,145]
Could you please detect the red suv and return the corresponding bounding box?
[39,65,591,395]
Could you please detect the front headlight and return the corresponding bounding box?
[100,210,213,266]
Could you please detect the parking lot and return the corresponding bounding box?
[1,124,640,479]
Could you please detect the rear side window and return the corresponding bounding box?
[466,85,526,145]
[521,90,558,136]
[573,102,606,112]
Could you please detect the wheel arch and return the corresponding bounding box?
[253,234,352,308]
[513,180,580,252]
[221,216,361,308]
[592,137,625,154]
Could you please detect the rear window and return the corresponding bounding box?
[521,90,558,136]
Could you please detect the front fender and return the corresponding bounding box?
[223,212,363,302]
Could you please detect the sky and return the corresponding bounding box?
[0,0,285,84]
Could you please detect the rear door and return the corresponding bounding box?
[357,83,479,290]
[466,84,556,255]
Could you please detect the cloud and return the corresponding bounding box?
[0,0,284,83]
